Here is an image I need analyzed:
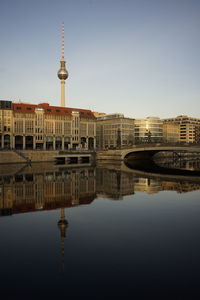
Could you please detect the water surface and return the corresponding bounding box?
[0,162,200,298]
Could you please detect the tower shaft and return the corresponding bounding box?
[61,80,65,107]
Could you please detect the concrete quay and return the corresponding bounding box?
[0,150,96,165]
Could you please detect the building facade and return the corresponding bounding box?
[163,115,200,143]
[96,114,134,149]
[134,117,163,143]
[0,100,96,150]
[163,123,179,143]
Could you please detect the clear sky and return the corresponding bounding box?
[0,0,200,118]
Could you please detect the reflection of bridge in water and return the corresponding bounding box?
[1,162,200,217]
[96,161,200,195]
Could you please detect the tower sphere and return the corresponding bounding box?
[58,218,68,238]
[57,60,68,80]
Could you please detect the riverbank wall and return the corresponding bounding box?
[0,150,96,164]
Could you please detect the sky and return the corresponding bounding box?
[0,0,200,118]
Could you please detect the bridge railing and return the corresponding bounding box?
[98,142,200,151]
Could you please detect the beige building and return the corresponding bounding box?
[93,112,107,118]
[163,115,200,143]
[0,100,96,150]
[163,123,179,143]
[96,114,134,149]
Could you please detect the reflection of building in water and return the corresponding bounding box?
[156,158,200,172]
[134,177,163,194]
[1,164,200,217]
[96,168,135,200]
[133,176,200,194]
[0,167,96,216]
[161,181,200,193]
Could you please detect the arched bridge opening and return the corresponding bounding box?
[124,150,160,161]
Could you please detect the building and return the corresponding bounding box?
[0,100,96,150]
[96,114,134,149]
[163,122,179,143]
[93,112,107,118]
[163,115,200,143]
[134,117,163,144]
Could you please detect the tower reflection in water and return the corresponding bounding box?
[58,207,68,272]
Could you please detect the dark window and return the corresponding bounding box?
[26,107,32,110]
[56,109,60,112]
[47,109,51,112]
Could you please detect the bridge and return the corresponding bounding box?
[96,144,200,161]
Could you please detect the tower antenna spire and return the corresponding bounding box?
[61,21,65,60]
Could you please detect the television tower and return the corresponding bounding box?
[57,22,69,107]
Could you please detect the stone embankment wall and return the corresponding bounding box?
[96,150,123,161]
[0,150,60,164]
[0,150,96,164]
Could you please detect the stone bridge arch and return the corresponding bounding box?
[120,145,200,161]
[97,145,200,162]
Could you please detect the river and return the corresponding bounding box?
[0,160,200,299]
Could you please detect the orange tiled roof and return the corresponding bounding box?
[12,102,96,119]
